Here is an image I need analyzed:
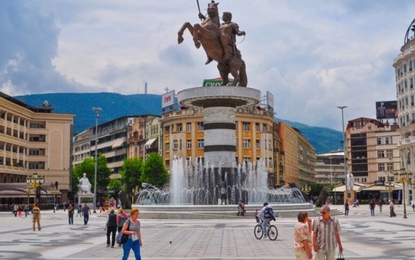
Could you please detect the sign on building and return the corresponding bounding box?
[375,101,397,119]
[162,90,175,108]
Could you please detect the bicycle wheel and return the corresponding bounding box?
[267,225,278,241]
[254,224,263,239]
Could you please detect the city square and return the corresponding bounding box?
[1,204,415,260]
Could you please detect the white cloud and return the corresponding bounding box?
[1,0,414,130]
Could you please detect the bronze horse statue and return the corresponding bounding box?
[178,1,247,87]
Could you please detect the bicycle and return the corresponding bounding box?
[254,219,278,240]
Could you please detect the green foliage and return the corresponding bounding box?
[140,152,169,188]
[97,153,111,193]
[69,154,111,197]
[120,157,144,194]
[309,183,325,198]
[108,179,122,197]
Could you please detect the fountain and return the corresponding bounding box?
[130,2,314,218]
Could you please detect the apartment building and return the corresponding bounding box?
[0,92,74,202]
[275,122,316,187]
[394,20,415,178]
[73,115,160,178]
[345,117,400,183]
[315,151,345,186]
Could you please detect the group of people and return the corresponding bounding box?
[294,205,343,260]
[11,203,31,218]
[104,207,142,260]
[345,199,397,217]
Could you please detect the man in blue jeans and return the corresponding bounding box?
[258,202,276,238]
[81,203,91,225]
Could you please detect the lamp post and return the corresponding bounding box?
[51,186,59,213]
[394,168,411,219]
[301,184,311,201]
[337,106,348,202]
[26,173,45,204]
[92,107,102,214]
[24,186,34,204]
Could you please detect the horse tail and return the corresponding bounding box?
[239,60,248,87]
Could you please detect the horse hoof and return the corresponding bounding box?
[178,36,184,44]
[194,42,201,49]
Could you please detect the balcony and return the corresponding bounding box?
[398,136,415,146]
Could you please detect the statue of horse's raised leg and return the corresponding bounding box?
[178,22,194,44]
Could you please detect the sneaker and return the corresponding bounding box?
[106,245,110,248]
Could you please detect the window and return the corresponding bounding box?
[387,163,393,171]
[385,136,391,145]
[243,139,250,148]
[177,124,182,132]
[377,150,385,158]
[198,139,204,148]
[378,163,385,171]
[165,142,170,151]
[197,122,204,131]
[377,137,382,145]
[243,157,250,165]
[165,126,170,135]
[243,122,250,131]
[187,123,192,132]
[386,150,393,158]
[256,139,260,149]
[255,123,260,132]
[187,140,192,149]
[263,124,267,132]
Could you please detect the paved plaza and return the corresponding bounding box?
[1,204,415,260]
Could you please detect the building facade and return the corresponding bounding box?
[315,151,345,186]
[345,117,400,183]
[0,92,74,202]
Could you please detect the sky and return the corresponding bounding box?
[1,1,414,131]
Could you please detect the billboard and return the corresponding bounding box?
[203,78,238,87]
[266,91,274,110]
[376,101,397,119]
[162,90,175,108]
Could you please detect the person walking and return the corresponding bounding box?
[389,200,396,217]
[313,205,343,260]
[117,208,128,247]
[258,202,276,239]
[32,204,41,231]
[293,211,313,260]
[369,200,375,216]
[106,208,117,248]
[13,204,19,217]
[23,204,30,218]
[82,203,91,225]
[121,208,143,260]
[344,200,349,216]
[379,199,383,212]
[67,203,74,225]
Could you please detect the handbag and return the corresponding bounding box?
[116,220,130,244]
[336,252,345,260]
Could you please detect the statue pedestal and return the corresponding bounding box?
[344,190,356,204]
[77,192,94,207]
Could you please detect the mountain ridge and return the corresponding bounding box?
[14,92,342,154]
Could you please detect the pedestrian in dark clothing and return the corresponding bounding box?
[369,200,375,216]
[106,208,118,248]
[68,204,74,225]
[82,203,91,225]
[344,200,349,216]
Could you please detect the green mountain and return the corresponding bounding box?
[15,93,342,154]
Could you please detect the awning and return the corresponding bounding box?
[145,138,157,147]
[112,139,124,149]
[362,184,401,191]
[332,184,365,193]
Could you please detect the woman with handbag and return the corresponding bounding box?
[121,208,142,260]
[293,211,313,259]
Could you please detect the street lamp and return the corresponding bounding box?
[301,184,311,201]
[337,106,348,202]
[51,186,59,213]
[24,186,35,204]
[26,173,45,204]
[394,168,412,219]
[92,107,102,213]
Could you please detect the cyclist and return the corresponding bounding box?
[258,202,276,238]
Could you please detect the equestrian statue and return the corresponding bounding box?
[178,0,248,87]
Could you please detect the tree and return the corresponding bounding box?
[140,152,169,188]
[107,179,122,198]
[96,153,111,194]
[120,157,144,194]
